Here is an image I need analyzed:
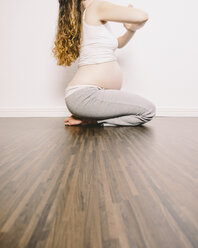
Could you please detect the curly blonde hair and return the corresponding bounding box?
[52,0,84,66]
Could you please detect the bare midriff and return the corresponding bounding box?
[67,60,123,90]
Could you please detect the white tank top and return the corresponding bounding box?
[78,6,118,67]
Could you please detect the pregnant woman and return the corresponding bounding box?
[53,0,156,126]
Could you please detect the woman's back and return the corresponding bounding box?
[78,7,118,67]
[67,0,123,90]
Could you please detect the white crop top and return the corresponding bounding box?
[78,5,118,67]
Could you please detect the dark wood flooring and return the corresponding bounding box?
[0,117,198,248]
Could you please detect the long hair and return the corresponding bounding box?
[52,0,84,66]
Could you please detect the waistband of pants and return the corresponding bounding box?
[65,84,103,99]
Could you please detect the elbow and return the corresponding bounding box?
[140,12,149,22]
[135,11,149,23]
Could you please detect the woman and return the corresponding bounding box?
[53,0,156,126]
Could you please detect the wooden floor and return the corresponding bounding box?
[0,117,198,248]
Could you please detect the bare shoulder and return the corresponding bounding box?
[84,0,108,25]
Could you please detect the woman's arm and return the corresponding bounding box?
[96,1,149,24]
[117,30,136,48]
[117,4,148,49]
[117,19,148,48]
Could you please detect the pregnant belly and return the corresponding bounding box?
[68,61,123,90]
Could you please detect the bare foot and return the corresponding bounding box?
[65,115,98,126]
[64,114,77,123]
[64,115,83,125]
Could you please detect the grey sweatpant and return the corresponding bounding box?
[65,86,156,126]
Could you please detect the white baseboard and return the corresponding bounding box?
[0,107,198,117]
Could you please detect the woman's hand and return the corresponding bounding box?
[123,4,148,32]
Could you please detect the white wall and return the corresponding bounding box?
[0,0,197,117]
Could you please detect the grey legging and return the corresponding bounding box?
[65,85,156,126]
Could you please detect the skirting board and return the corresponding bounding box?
[0,107,198,117]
